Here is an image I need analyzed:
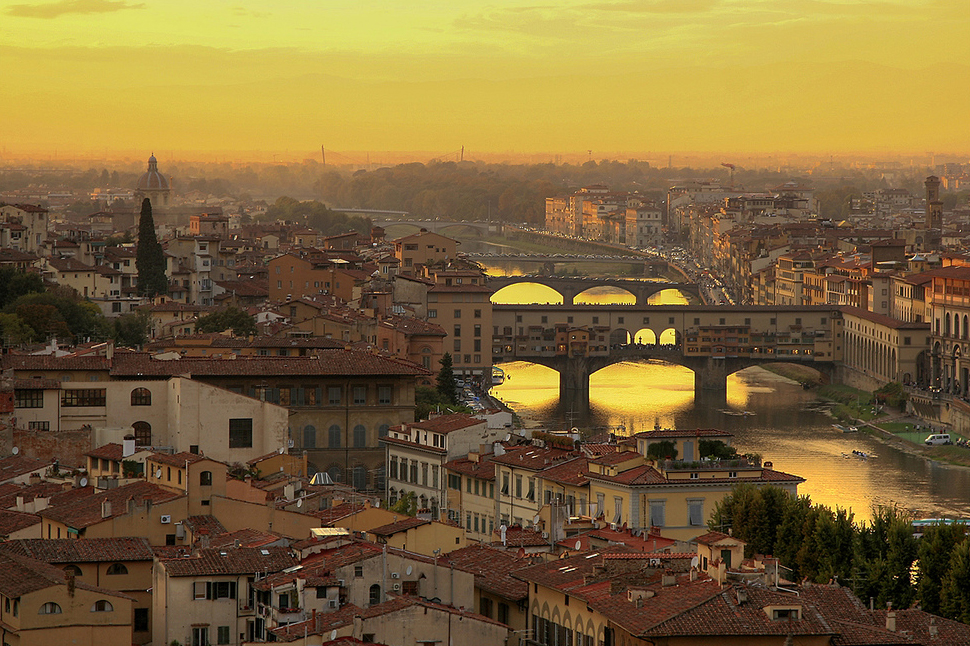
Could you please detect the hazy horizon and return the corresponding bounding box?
[3,0,968,159]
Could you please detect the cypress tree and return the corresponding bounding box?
[436,352,459,406]
[135,198,168,297]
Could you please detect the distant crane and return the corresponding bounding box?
[721,162,736,188]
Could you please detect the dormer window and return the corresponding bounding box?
[766,606,801,621]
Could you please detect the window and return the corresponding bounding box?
[649,500,665,527]
[378,423,389,438]
[192,627,208,646]
[329,425,342,448]
[403,581,419,595]
[480,597,493,618]
[369,584,381,606]
[105,562,128,575]
[474,309,482,318]
[378,386,392,404]
[91,600,113,612]
[39,602,62,614]
[200,471,213,486]
[217,626,230,645]
[133,421,151,446]
[229,418,253,448]
[14,389,43,408]
[498,602,509,624]
[61,389,106,407]
[454,325,461,337]
[689,500,704,526]
[454,309,461,318]
[304,425,316,448]
[63,564,83,576]
[353,425,367,448]
[28,421,49,430]
[515,475,522,498]
[134,608,149,632]
[428,309,437,318]
[130,388,151,406]
[328,386,342,405]
[353,386,367,405]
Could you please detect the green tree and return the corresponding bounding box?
[917,523,968,615]
[436,353,458,406]
[195,307,257,336]
[0,267,44,309]
[645,440,678,460]
[941,537,970,622]
[852,505,918,610]
[389,491,417,516]
[7,288,111,343]
[113,310,151,348]
[0,312,34,346]
[414,386,472,421]
[699,439,738,460]
[135,198,167,297]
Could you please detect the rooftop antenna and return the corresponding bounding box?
[321,146,326,166]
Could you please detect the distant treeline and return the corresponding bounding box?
[713,483,970,622]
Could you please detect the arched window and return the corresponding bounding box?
[91,600,113,612]
[106,563,128,575]
[369,584,382,606]
[63,564,83,577]
[132,421,151,447]
[200,471,212,486]
[130,388,151,406]
[328,425,341,448]
[327,465,342,484]
[39,602,62,614]
[378,424,389,438]
[353,424,367,448]
[353,465,367,491]
[303,425,316,449]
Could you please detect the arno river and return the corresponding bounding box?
[481,258,970,524]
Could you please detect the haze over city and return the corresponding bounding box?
[3,0,968,160]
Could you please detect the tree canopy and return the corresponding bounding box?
[196,307,257,336]
[436,353,459,406]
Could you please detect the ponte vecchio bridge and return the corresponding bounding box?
[487,276,701,305]
[491,303,841,411]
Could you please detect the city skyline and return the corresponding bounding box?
[2,0,968,158]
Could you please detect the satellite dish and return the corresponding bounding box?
[330,630,337,640]
[278,447,285,455]
[297,498,303,508]
[156,469,163,478]
[574,540,581,551]
[406,565,413,576]
[691,556,699,569]
[79,477,88,487]
[11,447,18,455]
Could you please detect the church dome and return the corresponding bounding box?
[137,154,170,191]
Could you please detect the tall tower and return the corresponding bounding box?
[925,175,943,232]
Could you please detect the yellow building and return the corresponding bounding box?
[0,537,155,644]
[365,517,466,556]
[393,230,458,276]
[0,550,133,646]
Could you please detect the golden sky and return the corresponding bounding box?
[2,0,968,159]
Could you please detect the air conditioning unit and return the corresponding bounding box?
[391,572,400,579]
[610,523,617,530]
[337,579,345,587]
[392,583,401,591]
[541,532,549,539]
[649,558,661,567]
[160,515,171,524]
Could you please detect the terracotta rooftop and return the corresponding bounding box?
[441,544,532,601]
[491,446,579,471]
[85,443,125,461]
[160,546,298,577]
[368,517,429,537]
[0,509,41,537]
[0,454,47,482]
[537,456,590,487]
[147,451,212,468]
[38,481,183,529]
[409,413,485,434]
[0,537,154,562]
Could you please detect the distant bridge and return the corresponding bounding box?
[371,218,499,237]
[492,303,838,411]
[487,276,701,306]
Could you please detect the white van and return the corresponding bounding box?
[925,433,951,445]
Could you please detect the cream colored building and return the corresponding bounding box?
[153,546,300,646]
[13,375,289,465]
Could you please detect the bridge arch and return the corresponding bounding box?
[574,286,637,305]
[436,223,485,238]
[490,283,564,305]
[647,288,693,305]
[633,328,657,345]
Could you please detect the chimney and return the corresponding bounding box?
[101,499,112,518]
[15,496,24,512]
[661,573,677,587]
[122,434,136,458]
[886,610,896,633]
[28,473,41,485]
[929,617,938,637]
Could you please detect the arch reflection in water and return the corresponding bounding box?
[490,283,563,305]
